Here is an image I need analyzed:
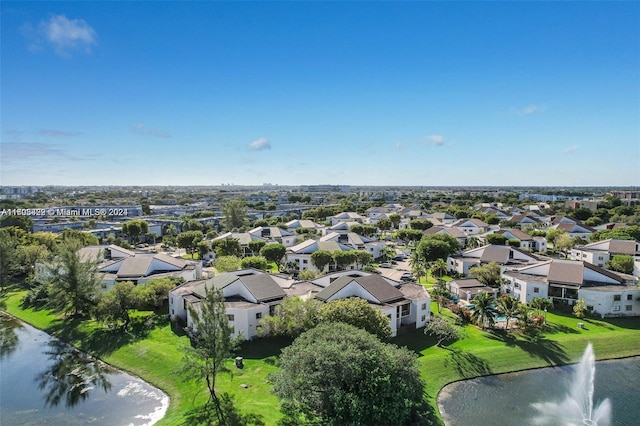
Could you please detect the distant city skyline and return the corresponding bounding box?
[2,1,639,187]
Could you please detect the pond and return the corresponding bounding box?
[0,313,169,425]
[438,352,640,426]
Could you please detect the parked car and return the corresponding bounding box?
[400,272,415,281]
[378,262,392,268]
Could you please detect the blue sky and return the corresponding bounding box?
[2,1,638,187]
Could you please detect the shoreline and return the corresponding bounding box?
[435,353,640,425]
[0,309,171,425]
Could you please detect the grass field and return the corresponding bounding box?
[3,290,640,425]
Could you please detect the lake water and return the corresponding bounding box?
[0,313,169,425]
[438,355,640,426]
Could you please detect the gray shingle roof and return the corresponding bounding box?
[315,274,404,303]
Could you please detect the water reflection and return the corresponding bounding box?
[35,338,114,408]
[0,312,22,359]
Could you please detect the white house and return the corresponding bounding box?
[451,218,489,236]
[447,244,543,275]
[285,239,355,274]
[424,226,467,248]
[328,212,366,226]
[320,231,386,260]
[502,259,639,318]
[169,269,292,340]
[36,244,201,290]
[247,226,298,247]
[570,239,640,268]
[494,229,547,253]
[311,271,430,336]
[446,278,498,303]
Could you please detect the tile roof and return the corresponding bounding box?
[479,245,511,263]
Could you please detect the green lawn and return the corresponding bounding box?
[3,290,640,426]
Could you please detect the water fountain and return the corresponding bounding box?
[531,343,612,426]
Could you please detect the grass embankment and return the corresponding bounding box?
[4,290,640,426]
[2,290,283,425]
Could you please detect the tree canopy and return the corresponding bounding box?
[271,322,426,426]
[318,297,391,339]
[415,233,460,264]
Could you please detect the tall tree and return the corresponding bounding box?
[0,231,19,292]
[271,322,425,426]
[389,214,401,230]
[415,233,460,264]
[470,292,497,330]
[424,317,462,347]
[318,297,391,339]
[332,250,357,271]
[469,262,502,288]
[310,250,333,273]
[259,243,286,265]
[211,237,242,258]
[430,258,448,280]
[44,238,102,318]
[258,296,322,338]
[353,250,374,270]
[121,220,149,244]
[607,254,634,274]
[495,294,521,331]
[177,231,204,257]
[180,285,235,424]
[222,199,248,231]
[247,240,266,256]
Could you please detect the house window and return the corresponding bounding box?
[421,303,427,310]
[183,300,187,310]
[302,259,308,264]
[627,295,633,301]
[614,295,621,301]
[515,283,520,289]
[401,304,410,317]
[256,312,262,320]
[613,306,621,312]
[421,315,426,322]
[534,287,539,293]
[227,314,235,321]
[625,305,633,312]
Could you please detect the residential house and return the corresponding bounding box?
[320,231,386,260]
[169,269,292,340]
[570,239,640,268]
[552,222,596,242]
[285,239,355,274]
[451,218,489,236]
[494,229,547,253]
[507,214,543,228]
[37,244,202,290]
[311,271,430,336]
[328,212,366,226]
[502,259,639,318]
[423,226,467,248]
[285,219,324,235]
[247,226,298,247]
[447,244,543,275]
[446,278,498,303]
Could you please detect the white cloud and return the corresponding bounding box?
[514,104,546,116]
[38,129,81,138]
[563,144,579,154]
[130,123,170,138]
[31,15,97,56]
[249,137,271,151]
[423,135,445,146]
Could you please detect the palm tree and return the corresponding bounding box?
[430,258,448,280]
[466,236,481,249]
[409,251,427,283]
[496,294,520,331]
[470,292,497,330]
[429,280,450,313]
[530,297,553,322]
